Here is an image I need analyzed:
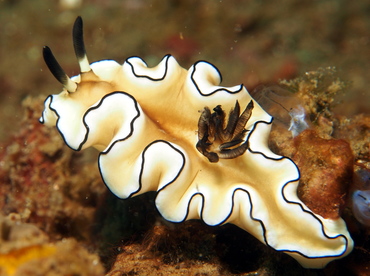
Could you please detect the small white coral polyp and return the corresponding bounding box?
[40,17,353,268]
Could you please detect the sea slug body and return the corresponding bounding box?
[40,17,353,268]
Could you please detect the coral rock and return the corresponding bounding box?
[293,129,353,219]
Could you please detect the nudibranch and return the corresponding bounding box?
[40,17,353,268]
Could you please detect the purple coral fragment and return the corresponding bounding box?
[352,190,370,227]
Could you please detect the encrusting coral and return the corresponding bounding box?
[292,129,353,219]
[260,68,370,275]
[265,68,357,220]
[280,67,348,124]
[0,214,104,276]
[0,97,107,275]
[0,96,105,239]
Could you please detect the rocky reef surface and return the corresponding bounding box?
[0,1,369,275]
